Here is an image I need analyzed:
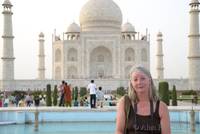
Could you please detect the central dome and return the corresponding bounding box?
[79,0,122,32]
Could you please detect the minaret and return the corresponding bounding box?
[188,0,200,90]
[38,32,45,80]
[156,32,164,80]
[1,0,15,80]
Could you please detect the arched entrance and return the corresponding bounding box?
[90,46,112,78]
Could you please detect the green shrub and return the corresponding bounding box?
[193,94,198,104]
[80,87,87,98]
[182,90,197,95]
[158,81,170,106]
[168,90,172,100]
[72,86,78,101]
[116,87,126,96]
[53,85,58,106]
[72,86,79,107]
[46,84,52,106]
[171,85,177,106]
[31,91,44,97]
[72,88,74,100]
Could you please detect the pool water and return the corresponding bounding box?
[0,122,199,134]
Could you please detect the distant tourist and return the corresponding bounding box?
[64,82,72,107]
[0,97,2,107]
[3,95,9,107]
[25,94,33,107]
[14,94,20,107]
[87,80,97,108]
[59,80,65,106]
[109,95,116,106]
[18,98,25,107]
[34,95,40,107]
[83,97,89,107]
[96,86,104,108]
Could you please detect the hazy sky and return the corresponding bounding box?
[0,0,191,79]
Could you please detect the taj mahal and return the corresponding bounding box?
[0,0,200,92]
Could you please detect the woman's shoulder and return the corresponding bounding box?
[158,100,169,117]
[119,95,130,102]
[159,101,168,109]
[117,95,128,107]
[118,96,125,104]
[118,95,132,109]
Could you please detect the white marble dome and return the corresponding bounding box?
[67,22,80,33]
[3,0,12,7]
[190,0,199,4]
[121,22,136,33]
[79,0,122,31]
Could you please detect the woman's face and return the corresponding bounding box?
[131,71,150,94]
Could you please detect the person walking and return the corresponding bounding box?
[87,80,97,108]
[96,86,104,108]
[59,80,65,106]
[3,95,9,107]
[25,94,33,107]
[64,82,72,107]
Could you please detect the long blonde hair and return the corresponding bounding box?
[128,66,159,103]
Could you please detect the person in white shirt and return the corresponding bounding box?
[25,94,33,107]
[87,80,97,108]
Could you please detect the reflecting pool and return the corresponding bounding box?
[0,122,199,134]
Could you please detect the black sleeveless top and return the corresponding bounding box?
[126,101,161,134]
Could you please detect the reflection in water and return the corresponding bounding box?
[0,122,199,134]
[190,110,195,132]
[34,108,39,132]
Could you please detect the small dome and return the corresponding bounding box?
[121,22,136,33]
[79,0,122,31]
[39,32,44,37]
[157,32,162,36]
[3,0,12,7]
[67,22,80,33]
[190,0,199,4]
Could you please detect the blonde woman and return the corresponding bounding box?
[115,66,171,134]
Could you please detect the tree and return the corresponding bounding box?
[80,87,87,98]
[72,86,78,100]
[46,84,52,106]
[158,81,170,106]
[53,85,58,106]
[73,86,79,106]
[116,87,126,96]
[171,85,177,106]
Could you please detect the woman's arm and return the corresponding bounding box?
[159,101,171,134]
[115,97,126,134]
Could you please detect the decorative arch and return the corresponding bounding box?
[55,49,61,62]
[67,48,78,61]
[141,48,147,61]
[125,48,135,61]
[55,66,61,80]
[97,55,104,62]
[90,46,112,78]
[67,66,77,78]
[122,35,125,40]
[125,65,132,79]
[127,34,131,40]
